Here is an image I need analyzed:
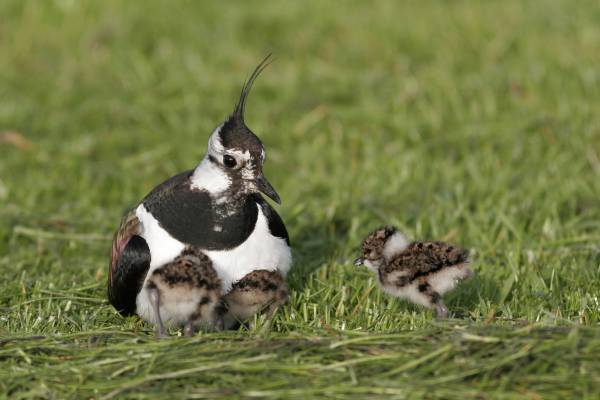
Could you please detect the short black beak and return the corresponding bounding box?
[354,257,364,267]
[255,174,281,204]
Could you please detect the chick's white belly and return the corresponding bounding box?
[381,282,433,308]
[134,204,292,324]
[154,287,209,327]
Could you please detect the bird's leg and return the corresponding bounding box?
[435,302,449,319]
[211,299,227,331]
[184,320,195,337]
[214,314,225,332]
[147,285,168,338]
[418,281,448,319]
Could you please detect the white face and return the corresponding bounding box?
[206,125,254,171]
[363,259,382,273]
[191,125,264,196]
[358,228,409,274]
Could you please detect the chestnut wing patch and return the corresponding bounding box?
[108,211,150,316]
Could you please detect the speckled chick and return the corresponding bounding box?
[145,247,223,337]
[220,269,289,329]
[355,226,473,318]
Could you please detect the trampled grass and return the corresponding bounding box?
[1,1,599,398]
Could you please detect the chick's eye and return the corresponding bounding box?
[223,155,237,168]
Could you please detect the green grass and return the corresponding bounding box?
[1,0,600,398]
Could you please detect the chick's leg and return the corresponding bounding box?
[435,302,449,319]
[418,281,448,318]
[213,301,227,331]
[147,284,169,338]
[214,315,225,331]
[184,320,195,337]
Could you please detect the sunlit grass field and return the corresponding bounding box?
[1,1,600,398]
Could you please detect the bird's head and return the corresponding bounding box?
[354,226,410,271]
[193,55,280,204]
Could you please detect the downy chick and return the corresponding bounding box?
[145,247,223,337]
[220,269,289,330]
[355,226,473,318]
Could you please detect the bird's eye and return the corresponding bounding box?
[223,155,237,168]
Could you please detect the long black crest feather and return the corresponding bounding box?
[234,54,273,122]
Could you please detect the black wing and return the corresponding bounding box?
[108,210,151,316]
[142,169,194,202]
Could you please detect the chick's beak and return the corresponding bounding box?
[354,257,364,267]
[255,174,281,204]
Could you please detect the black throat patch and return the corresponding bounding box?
[142,170,260,250]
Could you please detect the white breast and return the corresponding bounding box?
[134,203,292,324]
[135,204,186,323]
[204,205,292,292]
[136,204,186,270]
